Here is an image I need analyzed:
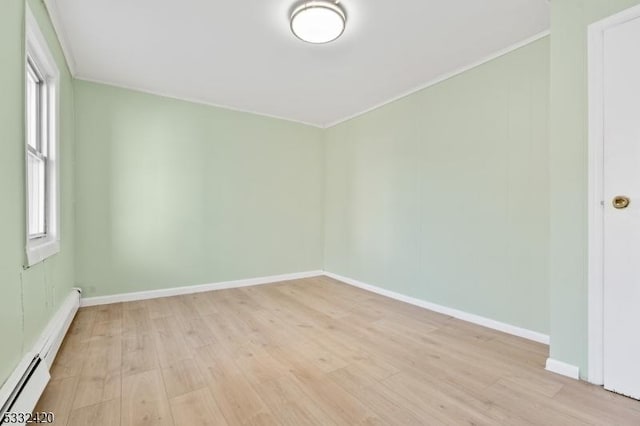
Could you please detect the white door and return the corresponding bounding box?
[603,14,640,400]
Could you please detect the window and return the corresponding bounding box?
[25,6,60,266]
[26,59,47,238]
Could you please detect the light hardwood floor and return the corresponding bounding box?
[36,276,640,425]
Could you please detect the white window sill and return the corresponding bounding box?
[26,238,60,267]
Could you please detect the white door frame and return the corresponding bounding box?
[587,3,640,386]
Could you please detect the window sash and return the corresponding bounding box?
[26,58,46,154]
[26,57,49,240]
[27,150,47,239]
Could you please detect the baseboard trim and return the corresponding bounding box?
[80,270,324,307]
[78,269,550,345]
[324,271,550,345]
[546,358,580,380]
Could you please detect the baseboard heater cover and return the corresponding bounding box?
[38,288,82,368]
[0,356,49,425]
[0,288,81,425]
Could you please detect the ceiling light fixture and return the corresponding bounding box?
[290,1,346,44]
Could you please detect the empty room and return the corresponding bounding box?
[2,0,640,424]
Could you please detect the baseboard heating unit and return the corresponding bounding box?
[0,356,49,425]
[0,288,81,425]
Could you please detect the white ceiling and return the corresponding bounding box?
[48,0,550,127]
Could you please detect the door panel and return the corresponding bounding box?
[603,15,640,400]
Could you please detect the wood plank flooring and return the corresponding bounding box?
[36,276,640,425]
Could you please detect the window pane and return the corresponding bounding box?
[40,84,48,155]
[27,151,46,237]
[26,66,39,150]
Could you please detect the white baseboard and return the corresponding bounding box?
[546,358,580,380]
[79,269,550,346]
[324,271,550,345]
[80,270,324,307]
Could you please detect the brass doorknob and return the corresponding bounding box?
[612,195,630,209]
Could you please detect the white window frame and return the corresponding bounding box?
[25,5,60,266]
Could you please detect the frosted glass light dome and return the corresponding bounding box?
[290,1,346,44]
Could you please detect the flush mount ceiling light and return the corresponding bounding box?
[290,1,346,44]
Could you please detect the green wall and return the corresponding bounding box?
[73,81,324,297]
[324,37,550,334]
[549,0,640,378]
[0,0,76,387]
